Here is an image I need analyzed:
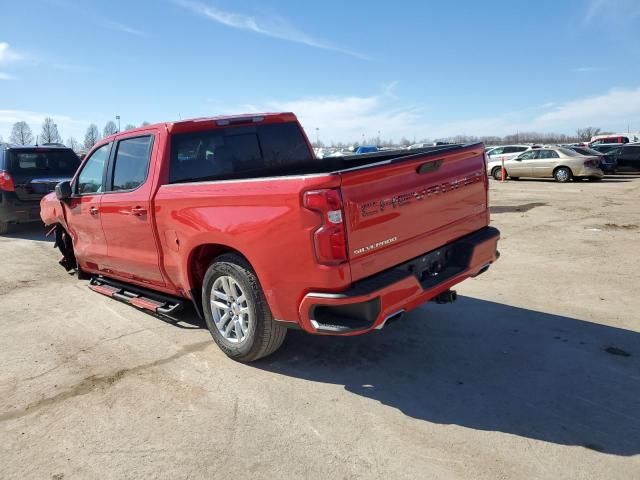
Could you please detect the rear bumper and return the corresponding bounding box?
[298,226,500,335]
[575,166,604,178]
[0,192,41,224]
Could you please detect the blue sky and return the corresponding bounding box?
[1,0,639,143]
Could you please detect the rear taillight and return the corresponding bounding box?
[303,189,347,265]
[583,159,599,168]
[0,170,15,192]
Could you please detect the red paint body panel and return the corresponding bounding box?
[340,145,489,281]
[40,112,500,334]
[99,128,166,287]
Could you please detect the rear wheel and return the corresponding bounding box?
[554,167,572,183]
[202,253,286,362]
[0,222,9,235]
[492,167,504,181]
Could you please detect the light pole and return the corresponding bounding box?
[116,115,121,132]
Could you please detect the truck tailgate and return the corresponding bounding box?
[339,145,489,282]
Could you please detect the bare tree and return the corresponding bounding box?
[124,124,136,131]
[576,127,601,141]
[84,124,100,149]
[103,121,117,137]
[10,121,34,145]
[140,121,150,127]
[66,137,80,151]
[40,117,62,144]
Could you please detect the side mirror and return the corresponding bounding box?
[55,181,72,202]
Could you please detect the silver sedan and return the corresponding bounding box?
[487,146,604,182]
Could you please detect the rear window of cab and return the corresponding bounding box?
[169,122,313,183]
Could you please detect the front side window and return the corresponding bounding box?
[111,136,153,191]
[518,151,538,160]
[76,143,111,194]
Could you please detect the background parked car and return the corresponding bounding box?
[486,144,542,177]
[0,144,80,233]
[563,145,617,174]
[591,143,626,154]
[589,134,640,146]
[354,145,378,154]
[601,144,640,172]
[488,146,603,182]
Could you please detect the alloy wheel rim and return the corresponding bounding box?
[210,276,251,343]
[557,170,569,181]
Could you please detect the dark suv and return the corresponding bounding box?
[593,144,640,172]
[0,144,81,233]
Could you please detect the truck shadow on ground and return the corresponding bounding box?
[258,296,640,456]
[0,223,50,242]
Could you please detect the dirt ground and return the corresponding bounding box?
[1,175,639,479]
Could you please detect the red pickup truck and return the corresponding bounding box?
[41,113,499,362]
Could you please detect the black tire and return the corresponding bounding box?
[0,222,9,235]
[201,253,286,362]
[491,167,504,181]
[554,167,572,183]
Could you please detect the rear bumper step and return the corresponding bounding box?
[89,276,184,318]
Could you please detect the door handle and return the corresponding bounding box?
[131,206,147,217]
[89,206,99,216]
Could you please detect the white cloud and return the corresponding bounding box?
[571,66,598,73]
[217,85,640,143]
[583,0,640,25]
[175,0,366,59]
[102,19,145,37]
[0,42,22,63]
[534,87,640,125]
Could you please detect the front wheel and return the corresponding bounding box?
[554,167,572,183]
[202,253,286,362]
[492,167,504,181]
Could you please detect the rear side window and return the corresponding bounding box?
[169,122,313,183]
[8,149,80,176]
[502,146,526,154]
[538,150,560,159]
[111,136,153,191]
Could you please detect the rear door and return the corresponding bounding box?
[66,142,111,272]
[99,133,165,287]
[618,145,640,171]
[339,145,489,281]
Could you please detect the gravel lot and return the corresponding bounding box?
[1,175,639,479]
